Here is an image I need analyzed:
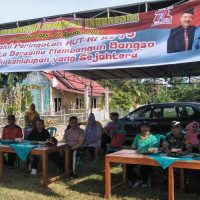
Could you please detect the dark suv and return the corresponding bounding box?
[119,102,200,143]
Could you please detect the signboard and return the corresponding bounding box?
[0,0,199,72]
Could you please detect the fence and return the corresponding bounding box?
[0,109,89,128]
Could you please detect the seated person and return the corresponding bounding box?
[101,112,124,151]
[62,116,85,177]
[84,113,102,162]
[162,121,192,155]
[2,115,23,168]
[27,119,64,175]
[186,121,200,153]
[127,121,157,188]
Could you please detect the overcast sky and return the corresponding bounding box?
[0,0,167,24]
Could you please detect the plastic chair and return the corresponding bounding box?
[106,129,126,154]
[47,127,57,137]
[76,154,82,173]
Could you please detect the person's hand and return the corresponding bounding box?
[177,150,184,155]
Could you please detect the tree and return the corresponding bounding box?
[110,90,133,111]
[0,72,31,115]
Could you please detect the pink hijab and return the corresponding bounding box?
[186,121,200,147]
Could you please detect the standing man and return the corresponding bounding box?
[62,116,85,177]
[167,9,196,53]
[101,112,124,152]
[127,121,157,188]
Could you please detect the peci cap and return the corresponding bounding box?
[141,121,150,127]
[7,115,15,120]
[171,121,181,127]
[182,8,194,15]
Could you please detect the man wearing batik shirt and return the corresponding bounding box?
[162,121,192,155]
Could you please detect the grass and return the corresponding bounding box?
[0,153,200,200]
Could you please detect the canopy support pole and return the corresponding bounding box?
[84,85,89,112]
[145,3,148,12]
[107,8,110,18]
[105,86,109,120]
[90,81,93,113]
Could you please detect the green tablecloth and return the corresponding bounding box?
[0,140,42,162]
[146,153,200,169]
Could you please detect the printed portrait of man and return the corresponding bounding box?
[167,8,196,53]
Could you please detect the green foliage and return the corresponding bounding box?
[0,72,28,88]
[99,78,200,112]
[6,105,19,115]
[110,91,133,111]
[20,85,33,112]
[0,72,30,115]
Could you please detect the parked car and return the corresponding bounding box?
[119,102,200,143]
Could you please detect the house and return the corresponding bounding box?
[23,71,113,117]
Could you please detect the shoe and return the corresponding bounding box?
[142,183,147,188]
[132,179,142,188]
[31,168,37,175]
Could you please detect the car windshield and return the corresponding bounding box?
[129,107,151,120]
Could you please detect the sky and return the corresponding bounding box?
[0,0,168,24]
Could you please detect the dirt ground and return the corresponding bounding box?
[55,120,108,141]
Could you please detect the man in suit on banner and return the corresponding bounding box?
[167,9,196,53]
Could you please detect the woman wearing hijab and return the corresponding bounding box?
[186,121,200,153]
[84,113,102,162]
[24,103,40,139]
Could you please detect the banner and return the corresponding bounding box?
[0,0,200,72]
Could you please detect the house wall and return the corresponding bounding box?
[23,72,107,114]
[23,72,51,113]
[52,88,84,110]
[52,88,102,111]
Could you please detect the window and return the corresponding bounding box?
[178,107,187,118]
[54,98,61,112]
[185,106,195,117]
[163,107,177,118]
[76,98,82,109]
[152,108,162,119]
[129,107,151,121]
[92,98,97,109]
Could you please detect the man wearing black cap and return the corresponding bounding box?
[2,115,23,168]
[127,121,158,188]
[167,8,196,53]
[162,121,192,154]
